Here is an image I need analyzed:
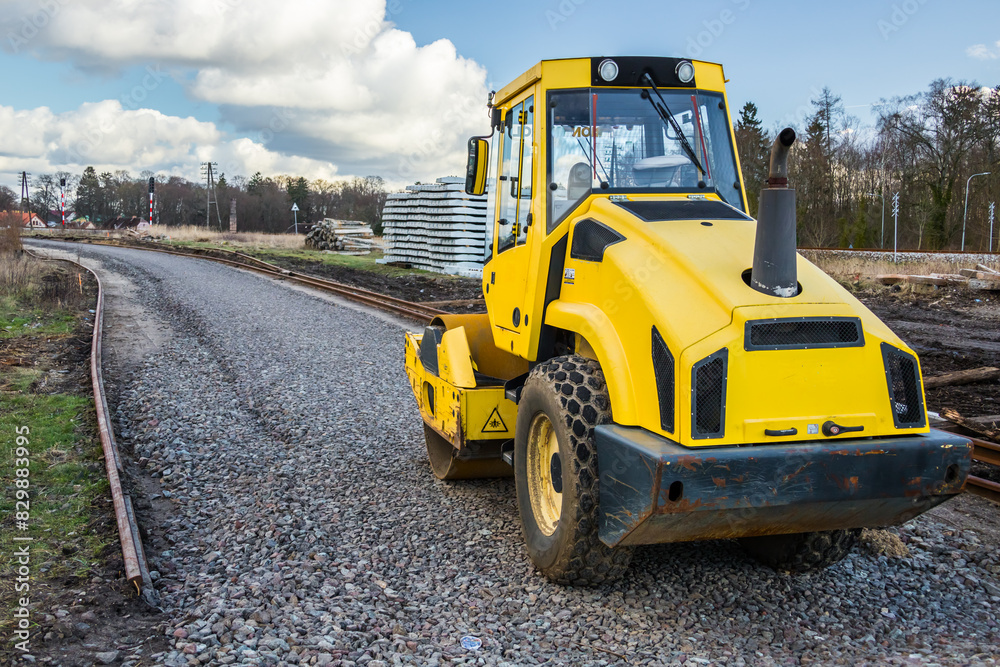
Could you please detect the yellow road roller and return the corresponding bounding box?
[404,56,972,584]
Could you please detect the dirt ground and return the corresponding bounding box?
[860,284,1000,416]
[261,252,485,304]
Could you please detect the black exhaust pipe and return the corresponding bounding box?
[750,127,798,298]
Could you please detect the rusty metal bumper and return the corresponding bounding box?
[595,425,972,548]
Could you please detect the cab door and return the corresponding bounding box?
[484,95,535,353]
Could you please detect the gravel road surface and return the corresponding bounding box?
[26,240,1000,666]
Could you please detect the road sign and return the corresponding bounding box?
[291,203,299,212]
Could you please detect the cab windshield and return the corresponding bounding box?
[547,88,743,228]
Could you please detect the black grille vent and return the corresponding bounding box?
[881,343,926,428]
[570,218,626,262]
[616,199,752,222]
[692,349,728,439]
[745,317,864,351]
[651,327,675,433]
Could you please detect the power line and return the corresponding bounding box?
[200,162,223,229]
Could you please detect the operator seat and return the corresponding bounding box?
[567,162,592,202]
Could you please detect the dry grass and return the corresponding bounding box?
[0,213,22,254]
[152,225,305,249]
[859,528,911,558]
[0,253,87,314]
[0,252,35,298]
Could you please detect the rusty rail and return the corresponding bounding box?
[936,423,1000,503]
[23,248,157,603]
[31,236,446,322]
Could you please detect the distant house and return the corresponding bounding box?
[97,216,147,231]
[47,209,77,226]
[1,211,46,228]
[68,217,95,230]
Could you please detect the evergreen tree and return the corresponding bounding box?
[76,167,101,222]
[733,101,770,216]
[248,172,265,195]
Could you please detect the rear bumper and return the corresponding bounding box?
[595,425,972,547]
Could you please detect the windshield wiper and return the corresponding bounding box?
[575,136,611,186]
[640,72,707,182]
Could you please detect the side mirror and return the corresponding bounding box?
[465,137,489,196]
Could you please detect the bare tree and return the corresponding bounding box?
[877,79,992,248]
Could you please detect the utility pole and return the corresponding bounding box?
[19,171,30,223]
[892,192,900,263]
[200,162,222,229]
[990,202,996,253]
[962,172,990,251]
[229,198,237,232]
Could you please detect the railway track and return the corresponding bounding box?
[23,247,156,603]
[937,424,1000,503]
[29,235,446,322]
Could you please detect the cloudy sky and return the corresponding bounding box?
[0,0,997,193]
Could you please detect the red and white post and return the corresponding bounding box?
[60,178,66,227]
[148,177,155,226]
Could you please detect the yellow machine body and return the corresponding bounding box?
[405,314,525,458]
[405,56,970,548]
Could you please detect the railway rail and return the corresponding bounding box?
[937,424,1000,503]
[23,247,157,603]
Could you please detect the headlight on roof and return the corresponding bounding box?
[676,60,695,83]
[598,59,619,82]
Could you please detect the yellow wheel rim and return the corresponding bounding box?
[527,412,562,536]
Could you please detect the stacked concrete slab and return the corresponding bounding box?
[379,177,488,277]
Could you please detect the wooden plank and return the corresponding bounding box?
[924,366,1000,389]
[876,274,965,286]
[969,279,1000,291]
[976,263,1000,275]
[959,269,1000,280]
[907,275,953,286]
[941,408,1000,441]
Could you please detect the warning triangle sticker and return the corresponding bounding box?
[482,406,508,433]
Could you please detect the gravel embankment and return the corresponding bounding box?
[26,240,1000,666]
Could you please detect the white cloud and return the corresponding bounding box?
[967,41,1000,60]
[0,101,340,187]
[0,0,489,184]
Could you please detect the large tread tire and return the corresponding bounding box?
[424,424,512,480]
[739,529,860,573]
[514,355,632,585]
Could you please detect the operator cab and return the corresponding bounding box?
[547,86,744,228]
